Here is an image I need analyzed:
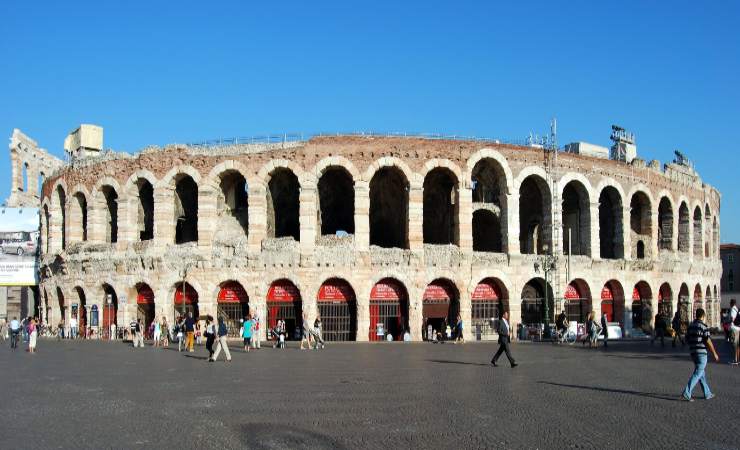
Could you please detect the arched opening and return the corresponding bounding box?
[173,282,198,319]
[423,168,459,245]
[317,278,357,341]
[217,281,249,337]
[267,168,300,241]
[658,197,673,252]
[630,192,651,259]
[704,205,712,258]
[601,280,625,327]
[519,176,551,254]
[74,286,87,336]
[693,284,703,319]
[678,202,690,252]
[317,167,355,238]
[369,167,409,249]
[174,175,199,244]
[136,179,154,241]
[693,206,702,257]
[267,280,302,340]
[137,283,156,331]
[43,205,51,253]
[422,279,460,339]
[521,278,554,326]
[56,287,65,325]
[636,241,645,259]
[56,186,67,250]
[472,210,502,252]
[631,281,652,332]
[678,283,690,326]
[598,186,623,259]
[713,218,719,259]
[564,279,592,324]
[21,162,28,192]
[369,278,409,341]
[217,171,249,238]
[102,284,118,338]
[658,283,673,316]
[38,172,45,196]
[100,186,118,243]
[69,193,88,242]
[471,278,509,340]
[471,158,507,251]
[562,181,590,256]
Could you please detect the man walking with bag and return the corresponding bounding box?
[491,311,517,368]
[211,317,232,362]
[682,308,719,401]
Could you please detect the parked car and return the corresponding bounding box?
[1,238,37,256]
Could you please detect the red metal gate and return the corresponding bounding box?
[267,280,302,340]
[217,282,249,337]
[317,279,356,341]
[369,279,408,341]
[472,279,504,340]
[174,283,199,319]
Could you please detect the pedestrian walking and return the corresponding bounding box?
[195,320,203,346]
[184,313,195,352]
[300,312,312,350]
[490,311,517,368]
[175,317,184,352]
[651,311,667,347]
[9,317,20,350]
[586,311,600,348]
[135,319,145,348]
[242,315,253,352]
[682,308,719,401]
[161,318,170,347]
[27,318,37,354]
[729,299,740,365]
[312,314,325,349]
[211,317,232,362]
[252,313,261,349]
[672,310,685,347]
[204,316,216,360]
[57,321,64,340]
[153,319,161,347]
[70,316,78,340]
[601,312,609,348]
[455,314,464,343]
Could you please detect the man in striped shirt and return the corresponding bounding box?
[682,308,719,401]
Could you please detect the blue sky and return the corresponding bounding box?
[1,1,738,240]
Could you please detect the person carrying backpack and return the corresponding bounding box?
[211,317,232,362]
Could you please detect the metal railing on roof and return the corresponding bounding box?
[186,131,534,148]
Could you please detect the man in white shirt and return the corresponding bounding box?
[70,316,78,339]
[730,299,739,365]
[9,317,20,349]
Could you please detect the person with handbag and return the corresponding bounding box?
[211,317,232,362]
[204,316,216,360]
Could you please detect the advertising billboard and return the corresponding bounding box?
[0,208,39,286]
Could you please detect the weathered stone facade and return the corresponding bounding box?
[35,134,722,340]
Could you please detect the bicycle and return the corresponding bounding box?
[10,330,19,350]
[555,327,576,344]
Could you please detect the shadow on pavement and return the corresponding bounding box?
[537,381,681,402]
[426,359,491,367]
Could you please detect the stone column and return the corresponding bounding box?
[247,184,266,254]
[460,288,473,342]
[354,181,369,252]
[154,186,175,244]
[458,182,473,253]
[623,207,631,260]
[506,192,520,255]
[589,202,600,259]
[408,183,423,251]
[356,294,370,342]
[299,186,317,255]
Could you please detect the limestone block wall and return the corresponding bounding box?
[37,136,723,341]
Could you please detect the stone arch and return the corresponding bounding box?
[564,278,593,323]
[317,165,355,237]
[159,165,203,189]
[521,277,554,325]
[123,170,157,242]
[704,204,712,258]
[632,280,653,332]
[423,167,459,245]
[266,167,300,241]
[657,196,674,252]
[173,173,199,244]
[214,168,250,239]
[312,156,361,181]
[470,156,509,253]
[421,158,464,182]
[658,282,673,315]
[69,187,90,243]
[369,277,410,341]
[628,189,653,259]
[601,279,625,326]
[266,278,303,340]
[678,201,690,252]
[315,277,357,341]
[518,173,552,254]
[257,159,309,189]
[561,178,591,256]
[362,157,417,185]
[52,181,68,251]
[92,181,120,244]
[598,184,624,259]
[693,205,703,258]
[466,148,514,193]
[369,165,409,249]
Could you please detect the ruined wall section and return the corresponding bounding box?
[7,129,64,207]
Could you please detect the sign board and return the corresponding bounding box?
[318,281,354,302]
[423,283,452,302]
[370,279,404,301]
[600,286,613,301]
[267,281,300,302]
[564,284,581,300]
[0,208,39,286]
[472,281,501,301]
[137,286,155,304]
[174,285,198,305]
[218,282,248,303]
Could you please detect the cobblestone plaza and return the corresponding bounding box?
[2,340,737,449]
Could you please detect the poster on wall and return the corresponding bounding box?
[0,208,40,286]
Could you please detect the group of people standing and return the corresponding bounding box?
[2,316,38,353]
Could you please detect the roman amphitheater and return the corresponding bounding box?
[15,125,722,341]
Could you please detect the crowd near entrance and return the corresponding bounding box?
[267,280,302,341]
[174,283,199,320]
[369,278,409,341]
[317,278,357,341]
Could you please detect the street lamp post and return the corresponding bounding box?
[179,262,193,319]
[534,244,557,339]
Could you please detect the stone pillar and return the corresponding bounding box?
[506,192,520,255]
[623,207,631,260]
[460,288,473,342]
[408,183,423,251]
[247,184,266,254]
[408,285,423,341]
[27,165,38,197]
[356,294,370,342]
[299,186,317,255]
[589,202,600,259]
[458,182,473,253]
[354,181,369,252]
[10,151,21,193]
[154,186,174,244]
[197,185,217,250]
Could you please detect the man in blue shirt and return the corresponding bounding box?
[682,308,719,401]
